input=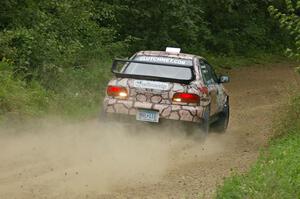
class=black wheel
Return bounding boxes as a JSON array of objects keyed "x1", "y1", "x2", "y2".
[
  {"x1": 183, "y1": 106, "x2": 210, "y2": 138},
  {"x1": 200, "y1": 106, "x2": 210, "y2": 134},
  {"x1": 212, "y1": 98, "x2": 229, "y2": 133}
]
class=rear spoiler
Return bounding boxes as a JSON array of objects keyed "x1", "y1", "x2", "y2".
[{"x1": 112, "y1": 59, "x2": 195, "y2": 84}]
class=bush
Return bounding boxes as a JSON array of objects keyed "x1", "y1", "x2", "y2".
[
  {"x1": 0, "y1": 59, "x2": 112, "y2": 121},
  {"x1": 0, "y1": 0, "x2": 128, "y2": 88},
  {"x1": 0, "y1": 61, "x2": 49, "y2": 120},
  {"x1": 48, "y1": 61, "x2": 112, "y2": 119},
  {"x1": 269, "y1": 0, "x2": 300, "y2": 72}
]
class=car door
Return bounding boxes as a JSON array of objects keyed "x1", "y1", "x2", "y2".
[{"x1": 199, "y1": 60, "x2": 220, "y2": 116}]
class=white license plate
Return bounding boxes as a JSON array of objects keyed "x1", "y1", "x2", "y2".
[{"x1": 136, "y1": 110, "x2": 159, "y2": 123}]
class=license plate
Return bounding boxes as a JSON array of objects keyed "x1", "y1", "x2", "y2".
[{"x1": 136, "y1": 109, "x2": 159, "y2": 123}]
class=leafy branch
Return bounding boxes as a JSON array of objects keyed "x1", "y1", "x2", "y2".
[{"x1": 269, "y1": 0, "x2": 300, "y2": 73}]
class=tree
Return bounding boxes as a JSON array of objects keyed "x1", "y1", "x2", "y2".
[
  {"x1": 93, "y1": 0, "x2": 210, "y2": 54},
  {"x1": 269, "y1": 0, "x2": 300, "y2": 73}
]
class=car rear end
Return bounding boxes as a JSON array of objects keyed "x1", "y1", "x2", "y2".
[{"x1": 102, "y1": 51, "x2": 209, "y2": 125}]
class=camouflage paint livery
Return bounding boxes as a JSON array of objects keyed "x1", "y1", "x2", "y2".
[{"x1": 103, "y1": 51, "x2": 228, "y2": 123}]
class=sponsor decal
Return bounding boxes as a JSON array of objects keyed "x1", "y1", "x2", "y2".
[
  {"x1": 135, "y1": 56, "x2": 192, "y2": 66},
  {"x1": 133, "y1": 80, "x2": 169, "y2": 90}
]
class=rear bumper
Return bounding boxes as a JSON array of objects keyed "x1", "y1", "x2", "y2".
[
  {"x1": 103, "y1": 98, "x2": 205, "y2": 123},
  {"x1": 102, "y1": 113, "x2": 204, "y2": 132}
]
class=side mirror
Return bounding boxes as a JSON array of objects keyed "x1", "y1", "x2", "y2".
[{"x1": 219, "y1": 75, "x2": 230, "y2": 83}]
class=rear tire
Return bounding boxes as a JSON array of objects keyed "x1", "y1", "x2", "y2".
[
  {"x1": 183, "y1": 106, "x2": 210, "y2": 138},
  {"x1": 200, "y1": 106, "x2": 210, "y2": 135},
  {"x1": 212, "y1": 99, "x2": 229, "y2": 133}
]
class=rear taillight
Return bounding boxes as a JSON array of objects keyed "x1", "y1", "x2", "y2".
[
  {"x1": 107, "y1": 86, "x2": 128, "y2": 98},
  {"x1": 173, "y1": 93, "x2": 200, "y2": 104}
]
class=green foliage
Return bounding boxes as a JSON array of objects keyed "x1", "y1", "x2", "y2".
[
  {"x1": 269, "y1": 0, "x2": 300, "y2": 72},
  {"x1": 0, "y1": 0, "x2": 291, "y2": 77},
  {"x1": 48, "y1": 62, "x2": 112, "y2": 119},
  {"x1": 201, "y1": 0, "x2": 286, "y2": 55},
  {"x1": 94, "y1": 0, "x2": 288, "y2": 55},
  {"x1": 0, "y1": 59, "x2": 112, "y2": 121},
  {"x1": 0, "y1": 61, "x2": 49, "y2": 120},
  {"x1": 205, "y1": 53, "x2": 284, "y2": 70},
  {"x1": 215, "y1": 95, "x2": 300, "y2": 199},
  {"x1": 0, "y1": 0, "x2": 128, "y2": 87},
  {"x1": 93, "y1": 0, "x2": 210, "y2": 53}
]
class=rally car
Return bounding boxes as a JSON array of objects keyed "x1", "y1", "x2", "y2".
[{"x1": 102, "y1": 48, "x2": 230, "y2": 133}]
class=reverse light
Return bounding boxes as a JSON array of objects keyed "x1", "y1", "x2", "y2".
[
  {"x1": 172, "y1": 93, "x2": 200, "y2": 104},
  {"x1": 107, "y1": 86, "x2": 128, "y2": 98}
]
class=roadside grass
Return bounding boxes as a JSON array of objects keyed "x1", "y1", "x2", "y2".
[
  {"x1": 47, "y1": 60, "x2": 112, "y2": 120},
  {"x1": 205, "y1": 53, "x2": 286, "y2": 69},
  {"x1": 215, "y1": 94, "x2": 300, "y2": 199},
  {"x1": 0, "y1": 61, "x2": 49, "y2": 121},
  {"x1": 0, "y1": 60, "x2": 112, "y2": 123}
]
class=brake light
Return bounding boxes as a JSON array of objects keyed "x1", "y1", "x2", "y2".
[
  {"x1": 173, "y1": 93, "x2": 200, "y2": 104},
  {"x1": 107, "y1": 86, "x2": 128, "y2": 98}
]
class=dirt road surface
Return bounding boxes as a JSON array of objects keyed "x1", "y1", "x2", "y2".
[{"x1": 0, "y1": 63, "x2": 299, "y2": 199}]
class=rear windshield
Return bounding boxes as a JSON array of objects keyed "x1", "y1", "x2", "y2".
[{"x1": 122, "y1": 56, "x2": 194, "y2": 80}]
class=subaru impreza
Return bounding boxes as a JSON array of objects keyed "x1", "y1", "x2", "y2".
[{"x1": 102, "y1": 48, "x2": 230, "y2": 133}]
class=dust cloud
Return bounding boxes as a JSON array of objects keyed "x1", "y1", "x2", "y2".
[{"x1": 0, "y1": 118, "x2": 226, "y2": 198}]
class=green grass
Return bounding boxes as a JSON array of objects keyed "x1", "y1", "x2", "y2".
[
  {"x1": 0, "y1": 61, "x2": 49, "y2": 121},
  {"x1": 215, "y1": 95, "x2": 300, "y2": 199},
  {"x1": 0, "y1": 60, "x2": 112, "y2": 123},
  {"x1": 46, "y1": 60, "x2": 112, "y2": 120},
  {"x1": 205, "y1": 53, "x2": 287, "y2": 69}
]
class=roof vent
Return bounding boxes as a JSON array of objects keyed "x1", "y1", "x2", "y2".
[{"x1": 166, "y1": 47, "x2": 181, "y2": 54}]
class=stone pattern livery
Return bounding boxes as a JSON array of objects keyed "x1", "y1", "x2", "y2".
[
  {"x1": 103, "y1": 51, "x2": 228, "y2": 123},
  {"x1": 104, "y1": 78, "x2": 208, "y2": 122}
]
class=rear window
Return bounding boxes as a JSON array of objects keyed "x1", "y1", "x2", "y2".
[{"x1": 123, "y1": 56, "x2": 194, "y2": 80}]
